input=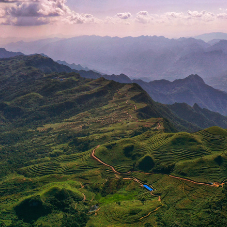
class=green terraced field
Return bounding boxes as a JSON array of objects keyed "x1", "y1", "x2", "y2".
[{"x1": 1, "y1": 56, "x2": 227, "y2": 226}]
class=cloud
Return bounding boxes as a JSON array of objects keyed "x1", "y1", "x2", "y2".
[
  {"x1": 64, "y1": 13, "x2": 96, "y2": 24},
  {"x1": 135, "y1": 10, "x2": 222, "y2": 25},
  {"x1": 7, "y1": 3, "x2": 41, "y2": 17},
  {"x1": 136, "y1": 11, "x2": 153, "y2": 24},
  {"x1": 0, "y1": 0, "x2": 39, "y2": 2},
  {"x1": 1, "y1": 2, "x2": 227, "y2": 27},
  {"x1": 116, "y1": 12, "x2": 131, "y2": 20},
  {"x1": 0, "y1": 7, "x2": 5, "y2": 17},
  {"x1": 217, "y1": 13, "x2": 227, "y2": 19},
  {"x1": 0, "y1": 0, "x2": 97, "y2": 26},
  {"x1": 187, "y1": 10, "x2": 215, "y2": 22},
  {"x1": 38, "y1": 0, "x2": 71, "y2": 17},
  {"x1": 165, "y1": 12, "x2": 185, "y2": 19},
  {"x1": 2, "y1": 15, "x2": 48, "y2": 25},
  {"x1": 6, "y1": 0, "x2": 71, "y2": 17}
]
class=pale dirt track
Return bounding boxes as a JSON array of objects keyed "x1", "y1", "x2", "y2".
[
  {"x1": 91, "y1": 144, "x2": 223, "y2": 188},
  {"x1": 169, "y1": 175, "x2": 223, "y2": 187},
  {"x1": 91, "y1": 145, "x2": 121, "y2": 175}
]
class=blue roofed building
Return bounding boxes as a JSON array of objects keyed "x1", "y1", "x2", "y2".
[{"x1": 143, "y1": 185, "x2": 153, "y2": 191}]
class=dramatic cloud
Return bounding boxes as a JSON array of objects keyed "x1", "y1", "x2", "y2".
[
  {"x1": 0, "y1": 0, "x2": 97, "y2": 26},
  {"x1": 38, "y1": 0, "x2": 71, "y2": 17},
  {"x1": 7, "y1": 3, "x2": 41, "y2": 17}
]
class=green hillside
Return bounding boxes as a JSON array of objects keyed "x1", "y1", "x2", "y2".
[{"x1": 0, "y1": 55, "x2": 227, "y2": 226}]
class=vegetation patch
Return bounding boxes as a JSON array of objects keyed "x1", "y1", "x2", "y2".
[
  {"x1": 14, "y1": 195, "x2": 51, "y2": 223},
  {"x1": 137, "y1": 155, "x2": 155, "y2": 172}
]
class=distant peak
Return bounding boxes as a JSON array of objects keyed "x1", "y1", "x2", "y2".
[
  {"x1": 185, "y1": 74, "x2": 205, "y2": 84},
  {"x1": 193, "y1": 103, "x2": 201, "y2": 109}
]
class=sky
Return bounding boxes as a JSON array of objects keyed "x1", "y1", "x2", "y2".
[{"x1": 0, "y1": 0, "x2": 227, "y2": 41}]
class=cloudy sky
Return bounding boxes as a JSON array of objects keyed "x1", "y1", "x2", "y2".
[{"x1": 0, "y1": 0, "x2": 227, "y2": 40}]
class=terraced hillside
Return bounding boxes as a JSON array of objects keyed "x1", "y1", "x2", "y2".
[
  {"x1": 95, "y1": 126, "x2": 227, "y2": 183},
  {"x1": 2, "y1": 124, "x2": 227, "y2": 226},
  {"x1": 1, "y1": 55, "x2": 227, "y2": 226}
]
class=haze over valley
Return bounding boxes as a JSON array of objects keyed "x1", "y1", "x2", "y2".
[{"x1": 4, "y1": 34, "x2": 227, "y2": 84}]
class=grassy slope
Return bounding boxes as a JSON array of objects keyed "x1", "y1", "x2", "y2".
[
  {"x1": 0, "y1": 55, "x2": 227, "y2": 226},
  {"x1": 0, "y1": 67, "x2": 168, "y2": 226}
]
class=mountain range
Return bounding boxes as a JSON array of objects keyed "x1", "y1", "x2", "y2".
[
  {"x1": 1, "y1": 47, "x2": 227, "y2": 119},
  {"x1": 4, "y1": 35, "x2": 227, "y2": 85},
  {"x1": 1, "y1": 54, "x2": 227, "y2": 132},
  {"x1": 68, "y1": 69, "x2": 227, "y2": 116},
  {"x1": 137, "y1": 74, "x2": 227, "y2": 116}
]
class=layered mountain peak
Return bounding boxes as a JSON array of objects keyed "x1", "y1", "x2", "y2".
[
  {"x1": 207, "y1": 39, "x2": 227, "y2": 54},
  {"x1": 184, "y1": 74, "x2": 205, "y2": 84}
]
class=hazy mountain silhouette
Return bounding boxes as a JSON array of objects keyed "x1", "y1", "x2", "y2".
[
  {"x1": 194, "y1": 32, "x2": 227, "y2": 42},
  {"x1": 57, "y1": 60, "x2": 90, "y2": 71},
  {"x1": 7, "y1": 35, "x2": 221, "y2": 81},
  {"x1": 0, "y1": 48, "x2": 24, "y2": 58}
]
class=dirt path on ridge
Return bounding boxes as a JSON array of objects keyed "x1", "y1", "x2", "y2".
[{"x1": 169, "y1": 175, "x2": 223, "y2": 187}]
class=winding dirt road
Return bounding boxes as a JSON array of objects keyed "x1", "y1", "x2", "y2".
[
  {"x1": 91, "y1": 145, "x2": 121, "y2": 175},
  {"x1": 91, "y1": 146, "x2": 145, "y2": 187},
  {"x1": 91, "y1": 144, "x2": 223, "y2": 188}
]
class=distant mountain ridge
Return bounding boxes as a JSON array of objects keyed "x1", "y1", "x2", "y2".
[
  {"x1": 23, "y1": 55, "x2": 227, "y2": 118},
  {"x1": 145, "y1": 74, "x2": 227, "y2": 116},
  {"x1": 73, "y1": 69, "x2": 227, "y2": 116},
  {"x1": 168, "y1": 103, "x2": 227, "y2": 129},
  {"x1": 0, "y1": 48, "x2": 24, "y2": 58},
  {"x1": 5, "y1": 35, "x2": 223, "y2": 81},
  {"x1": 57, "y1": 60, "x2": 90, "y2": 71},
  {"x1": 194, "y1": 32, "x2": 227, "y2": 42}
]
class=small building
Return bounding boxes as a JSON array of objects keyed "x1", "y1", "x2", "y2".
[{"x1": 143, "y1": 185, "x2": 153, "y2": 191}]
